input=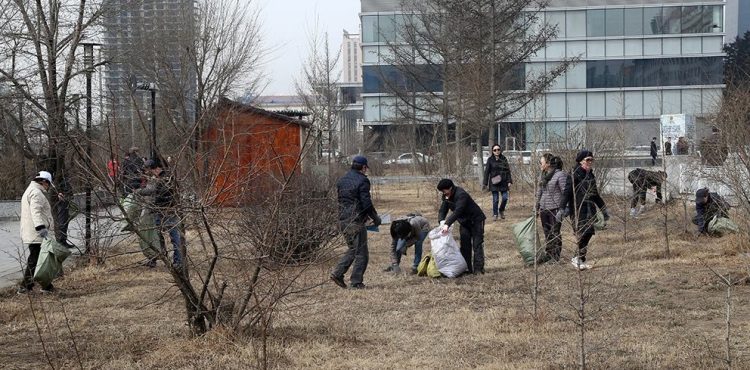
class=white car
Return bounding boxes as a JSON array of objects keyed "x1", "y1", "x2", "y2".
[
  {"x1": 471, "y1": 151, "x2": 491, "y2": 166},
  {"x1": 504, "y1": 150, "x2": 532, "y2": 165},
  {"x1": 384, "y1": 152, "x2": 431, "y2": 165}
]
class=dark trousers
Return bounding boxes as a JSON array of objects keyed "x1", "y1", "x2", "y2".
[
  {"x1": 577, "y1": 232, "x2": 594, "y2": 262},
  {"x1": 332, "y1": 223, "x2": 368, "y2": 285},
  {"x1": 540, "y1": 209, "x2": 562, "y2": 260},
  {"x1": 54, "y1": 200, "x2": 71, "y2": 243},
  {"x1": 491, "y1": 191, "x2": 509, "y2": 216},
  {"x1": 22, "y1": 243, "x2": 42, "y2": 289},
  {"x1": 651, "y1": 155, "x2": 656, "y2": 166},
  {"x1": 459, "y1": 220, "x2": 485, "y2": 273},
  {"x1": 631, "y1": 185, "x2": 663, "y2": 208}
]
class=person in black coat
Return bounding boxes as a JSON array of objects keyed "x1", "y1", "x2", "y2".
[
  {"x1": 330, "y1": 156, "x2": 381, "y2": 289},
  {"x1": 122, "y1": 147, "x2": 145, "y2": 195},
  {"x1": 482, "y1": 144, "x2": 513, "y2": 220},
  {"x1": 628, "y1": 168, "x2": 667, "y2": 217},
  {"x1": 693, "y1": 188, "x2": 730, "y2": 235},
  {"x1": 437, "y1": 179, "x2": 486, "y2": 274},
  {"x1": 650, "y1": 137, "x2": 658, "y2": 166},
  {"x1": 559, "y1": 150, "x2": 608, "y2": 270}
]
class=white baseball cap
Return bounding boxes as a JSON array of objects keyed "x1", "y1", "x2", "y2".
[{"x1": 34, "y1": 171, "x2": 53, "y2": 185}]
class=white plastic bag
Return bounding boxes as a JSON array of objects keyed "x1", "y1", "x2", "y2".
[{"x1": 427, "y1": 226, "x2": 467, "y2": 278}]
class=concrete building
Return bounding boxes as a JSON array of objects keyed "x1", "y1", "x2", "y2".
[
  {"x1": 360, "y1": 0, "x2": 743, "y2": 150},
  {"x1": 341, "y1": 30, "x2": 363, "y2": 84},
  {"x1": 102, "y1": 0, "x2": 196, "y2": 148}
]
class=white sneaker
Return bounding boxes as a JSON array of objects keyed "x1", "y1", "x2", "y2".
[
  {"x1": 571, "y1": 257, "x2": 591, "y2": 270},
  {"x1": 629, "y1": 208, "x2": 637, "y2": 218}
]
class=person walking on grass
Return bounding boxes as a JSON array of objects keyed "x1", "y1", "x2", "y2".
[
  {"x1": 18, "y1": 171, "x2": 56, "y2": 294},
  {"x1": 383, "y1": 214, "x2": 430, "y2": 275},
  {"x1": 559, "y1": 150, "x2": 609, "y2": 271},
  {"x1": 482, "y1": 144, "x2": 512, "y2": 220},
  {"x1": 628, "y1": 168, "x2": 667, "y2": 218},
  {"x1": 650, "y1": 137, "x2": 658, "y2": 166},
  {"x1": 535, "y1": 154, "x2": 567, "y2": 263},
  {"x1": 331, "y1": 156, "x2": 381, "y2": 290},
  {"x1": 437, "y1": 179, "x2": 486, "y2": 274}
]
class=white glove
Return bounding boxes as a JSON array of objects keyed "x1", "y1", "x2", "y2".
[{"x1": 440, "y1": 223, "x2": 449, "y2": 234}]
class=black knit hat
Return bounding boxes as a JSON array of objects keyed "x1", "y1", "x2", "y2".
[
  {"x1": 575, "y1": 149, "x2": 594, "y2": 164},
  {"x1": 436, "y1": 178, "x2": 454, "y2": 191}
]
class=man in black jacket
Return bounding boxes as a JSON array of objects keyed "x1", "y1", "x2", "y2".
[
  {"x1": 628, "y1": 168, "x2": 667, "y2": 218},
  {"x1": 136, "y1": 159, "x2": 183, "y2": 268},
  {"x1": 122, "y1": 147, "x2": 144, "y2": 195},
  {"x1": 330, "y1": 156, "x2": 381, "y2": 289},
  {"x1": 694, "y1": 188, "x2": 730, "y2": 235},
  {"x1": 437, "y1": 179, "x2": 486, "y2": 274}
]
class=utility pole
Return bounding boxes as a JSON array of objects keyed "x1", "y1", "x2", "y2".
[{"x1": 81, "y1": 42, "x2": 98, "y2": 262}]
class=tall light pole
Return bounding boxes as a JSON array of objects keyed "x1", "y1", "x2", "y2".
[
  {"x1": 81, "y1": 42, "x2": 98, "y2": 259},
  {"x1": 137, "y1": 83, "x2": 157, "y2": 159}
]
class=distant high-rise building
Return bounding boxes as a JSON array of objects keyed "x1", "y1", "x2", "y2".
[
  {"x1": 341, "y1": 30, "x2": 363, "y2": 84},
  {"x1": 103, "y1": 0, "x2": 196, "y2": 148}
]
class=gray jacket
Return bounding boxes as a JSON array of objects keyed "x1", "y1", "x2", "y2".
[{"x1": 536, "y1": 169, "x2": 567, "y2": 211}]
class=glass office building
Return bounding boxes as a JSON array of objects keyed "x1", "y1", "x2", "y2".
[{"x1": 361, "y1": 0, "x2": 741, "y2": 149}]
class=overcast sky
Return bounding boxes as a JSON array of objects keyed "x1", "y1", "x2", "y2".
[{"x1": 258, "y1": 0, "x2": 360, "y2": 96}]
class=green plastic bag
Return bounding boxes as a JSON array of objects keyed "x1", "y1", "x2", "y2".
[
  {"x1": 416, "y1": 253, "x2": 441, "y2": 278},
  {"x1": 121, "y1": 193, "x2": 142, "y2": 223},
  {"x1": 137, "y1": 212, "x2": 162, "y2": 259},
  {"x1": 708, "y1": 217, "x2": 739, "y2": 236},
  {"x1": 512, "y1": 216, "x2": 546, "y2": 266},
  {"x1": 594, "y1": 210, "x2": 607, "y2": 231},
  {"x1": 33, "y1": 238, "x2": 72, "y2": 287}
]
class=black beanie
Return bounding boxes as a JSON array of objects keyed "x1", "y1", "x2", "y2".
[
  {"x1": 436, "y1": 178, "x2": 454, "y2": 191},
  {"x1": 575, "y1": 150, "x2": 594, "y2": 163}
]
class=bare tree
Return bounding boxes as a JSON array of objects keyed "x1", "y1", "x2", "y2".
[
  {"x1": 375, "y1": 0, "x2": 573, "y2": 177},
  {"x1": 295, "y1": 21, "x2": 344, "y2": 175}
]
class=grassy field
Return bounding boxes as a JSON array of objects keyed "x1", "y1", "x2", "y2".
[{"x1": 1, "y1": 180, "x2": 749, "y2": 369}]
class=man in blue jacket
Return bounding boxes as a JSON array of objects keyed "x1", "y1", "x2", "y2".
[
  {"x1": 331, "y1": 156, "x2": 381, "y2": 289},
  {"x1": 437, "y1": 179, "x2": 486, "y2": 274}
]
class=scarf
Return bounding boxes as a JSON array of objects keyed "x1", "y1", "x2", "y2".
[{"x1": 539, "y1": 168, "x2": 557, "y2": 188}]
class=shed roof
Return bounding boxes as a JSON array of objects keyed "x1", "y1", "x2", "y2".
[{"x1": 215, "y1": 98, "x2": 311, "y2": 128}]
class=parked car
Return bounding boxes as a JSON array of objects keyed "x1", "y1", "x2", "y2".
[{"x1": 384, "y1": 152, "x2": 431, "y2": 165}]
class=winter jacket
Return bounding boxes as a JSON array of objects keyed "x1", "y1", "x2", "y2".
[
  {"x1": 483, "y1": 154, "x2": 513, "y2": 192},
  {"x1": 391, "y1": 215, "x2": 430, "y2": 249},
  {"x1": 694, "y1": 192, "x2": 730, "y2": 234},
  {"x1": 337, "y1": 169, "x2": 378, "y2": 226},
  {"x1": 136, "y1": 169, "x2": 178, "y2": 210},
  {"x1": 438, "y1": 186, "x2": 486, "y2": 227},
  {"x1": 536, "y1": 169, "x2": 567, "y2": 211},
  {"x1": 122, "y1": 154, "x2": 144, "y2": 193},
  {"x1": 628, "y1": 168, "x2": 665, "y2": 195},
  {"x1": 20, "y1": 182, "x2": 55, "y2": 245},
  {"x1": 561, "y1": 166, "x2": 606, "y2": 235}
]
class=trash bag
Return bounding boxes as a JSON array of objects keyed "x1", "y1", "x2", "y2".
[
  {"x1": 512, "y1": 216, "x2": 545, "y2": 266},
  {"x1": 416, "y1": 253, "x2": 441, "y2": 278},
  {"x1": 33, "y1": 238, "x2": 72, "y2": 287},
  {"x1": 708, "y1": 217, "x2": 739, "y2": 236},
  {"x1": 137, "y1": 211, "x2": 162, "y2": 259},
  {"x1": 121, "y1": 193, "x2": 142, "y2": 223},
  {"x1": 594, "y1": 210, "x2": 607, "y2": 231},
  {"x1": 427, "y1": 226, "x2": 467, "y2": 278}
]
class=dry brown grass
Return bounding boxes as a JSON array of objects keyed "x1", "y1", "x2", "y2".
[{"x1": 1, "y1": 181, "x2": 749, "y2": 369}]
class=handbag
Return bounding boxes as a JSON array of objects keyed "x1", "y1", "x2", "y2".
[{"x1": 490, "y1": 175, "x2": 502, "y2": 185}]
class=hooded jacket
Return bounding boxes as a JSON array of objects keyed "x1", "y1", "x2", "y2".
[{"x1": 20, "y1": 181, "x2": 55, "y2": 245}]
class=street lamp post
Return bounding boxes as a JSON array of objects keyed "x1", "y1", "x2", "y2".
[
  {"x1": 137, "y1": 83, "x2": 157, "y2": 159},
  {"x1": 81, "y1": 42, "x2": 98, "y2": 259}
]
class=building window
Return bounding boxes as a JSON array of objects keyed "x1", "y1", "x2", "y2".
[
  {"x1": 362, "y1": 15, "x2": 379, "y2": 42},
  {"x1": 586, "y1": 9, "x2": 605, "y2": 37},
  {"x1": 624, "y1": 8, "x2": 643, "y2": 36},
  {"x1": 605, "y1": 8, "x2": 623, "y2": 36},
  {"x1": 586, "y1": 57, "x2": 723, "y2": 88},
  {"x1": 663, "y1": 7, "x2": 681, "y2": 34},
  {"x1": 643, "y1": 7, "x2": 663, "y2": 35}
]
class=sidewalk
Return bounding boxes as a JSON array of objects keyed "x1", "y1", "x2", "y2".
[{"x1": 0, "y1": 206, "x2": 128, "y2": 289}]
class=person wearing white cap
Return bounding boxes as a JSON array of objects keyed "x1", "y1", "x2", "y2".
[{"x1": 18, "y1": 171, "x2": 56, "y2": 293}]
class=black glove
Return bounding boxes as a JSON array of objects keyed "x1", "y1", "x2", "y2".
[
  {"x1": 372, "y1": 214, "x2": 382, "y2": 227},
  {"x1": 602, "y1": 208, "x2": 610, "y2": 221}
]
